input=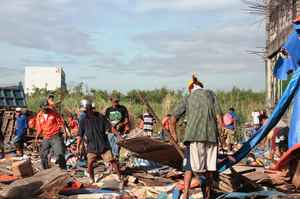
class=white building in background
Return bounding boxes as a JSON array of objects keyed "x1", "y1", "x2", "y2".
[{"x1": 25, "y1": 66, "x2": 67, "y2": 94}]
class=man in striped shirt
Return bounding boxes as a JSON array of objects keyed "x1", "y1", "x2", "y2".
[{"x1": 143, "y1": 110, "x2": 156, "y2": 136}]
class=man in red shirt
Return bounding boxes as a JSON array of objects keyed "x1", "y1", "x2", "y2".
[
  {"x1": 35, "y1": 100, "x2": 66, "y2": 169},
  {"x1": 66, "y1": 113, "x2": 79, "y2": 137}
]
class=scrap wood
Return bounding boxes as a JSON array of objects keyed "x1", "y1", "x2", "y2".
[
  {"x1": 164, "y1": 170, "x2": 183, "y2": 179},
  {"x1": 118, "y1": 136, "x2": 182, "y2": 169},
  {"x1": 243, "y1": 171, "x2": 270, "y2": 182},
  {"x1": 230, "y1": 168, "x2": 260, "y2": 191},
  {"x1": 0, "y1": 168, "x2": 13, "y2": 176},
  {"x1": 0, "y1": 167, "x2": 69, "y2": 199},
  {"x1": 215, "y1": 174, "x2": 236, "y2": 193},
  {"x1": 215, "y1": 168, "x2": 261, "y2": 193},
  {"x1": 275, "y1": 184, "x2": 296, "y2": 193}
]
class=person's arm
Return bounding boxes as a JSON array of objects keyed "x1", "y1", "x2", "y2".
[
  {"x1": 233, "y1": 119, "x2": 237, "y2": 130},
  {"x1": 117, "y1": 106, "x2": 129, "y2": 132},
  {"x1": 122, "y1": 107, "x2": 129, "y2": 126},
  {"x1": 170, "y1": 116, "x2": 178, "y2": 143},
  {"x1": 35, "y1": 114, "x2": 42, "y2": 143},
  {"x1": 170, "y1": 98, "x2": 187, "y2": 143},
  {"x1": 77, "y1": 119, "x2": 85, "y2": 154}
]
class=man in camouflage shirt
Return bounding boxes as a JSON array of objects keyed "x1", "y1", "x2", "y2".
[{"x1": 170, "y1": 75, "x2": 223, "y2": 199}]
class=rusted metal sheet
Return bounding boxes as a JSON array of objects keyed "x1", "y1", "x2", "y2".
[{"x1": 118, "y1": 136, "x2": 183, "y2": 169}]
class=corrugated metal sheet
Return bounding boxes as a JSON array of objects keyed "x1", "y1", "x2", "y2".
[{"x1": 118, "y1": 136, "x2": 183, "y2": 169}]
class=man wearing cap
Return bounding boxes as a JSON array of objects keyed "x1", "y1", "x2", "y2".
[
  {"x1": 170, "y1": 75, "x2": 223, "y2": 199},
  {"x1": 105, "y1": 95, "x2": 129, "y2": 159},
  {"x1": 77, "y1": 99, "x2": 121, "y2": 183},
  {"x1": 35, "y1": 100, "x2": 66, "y2": 169},
  {"x1": 14, "y1": 108, "x2": 27, "y2": 157},
  {"x1": 47, "y1": 94, "x2": 56, "y2": 110}
]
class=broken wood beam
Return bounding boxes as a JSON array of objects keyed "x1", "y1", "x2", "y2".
[{"x1": 0, "y1": 167, "x2": 69, "y2": 199}]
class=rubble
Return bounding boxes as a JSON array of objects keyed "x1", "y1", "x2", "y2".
[
  {"x1": 0, "y1": 167, "x2": 69, "y2": 199},
  {"x1": 11, "y1": 159, "x2": 34, "y2": 178},
  {"x1": 118, "y1": 136, "x2": 183, "y2": 169}
]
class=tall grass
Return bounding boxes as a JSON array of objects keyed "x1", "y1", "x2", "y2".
[{"x1": 26, "y1": 87, "x2": 266, "y2": 128}]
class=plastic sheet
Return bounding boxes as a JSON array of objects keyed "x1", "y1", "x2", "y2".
[
  {"x1": 289, "y1": 90, "x2": 300, "y2": 148},
  {"x1": 218, "y1": 68, "x2": 300, "y2": 172}
]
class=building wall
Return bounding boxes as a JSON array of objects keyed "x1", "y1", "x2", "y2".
[
  {"x1": 266, "y1": 0, "x2": 300, "y2": 108},
  {"x1": 25, "y1": 67, "x2": 66, "y2": 94}
]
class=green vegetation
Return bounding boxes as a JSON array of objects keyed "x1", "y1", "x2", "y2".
[{"x1": 26, "y1": 85, "x2": 266, "y2": 127}]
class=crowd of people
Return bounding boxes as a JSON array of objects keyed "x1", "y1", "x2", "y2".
[{"x1": 0, "y1": 74, "x2": 290, "y2": 199}]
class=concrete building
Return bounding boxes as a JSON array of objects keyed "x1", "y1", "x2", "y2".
[
  {"x1": 25, "y1": 67, "x2": 67, "y2": 94},
  {"x1": 266, "y1": 0, "x2": 300, "y2": 107}
]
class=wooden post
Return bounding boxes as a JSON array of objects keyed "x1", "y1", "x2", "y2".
[{"x1": 137, "y1": 91, "x2": 184, "y2": 158}]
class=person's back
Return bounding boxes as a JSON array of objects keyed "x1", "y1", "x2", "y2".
[
  {"x1": 183, "y1": 89, "x2": 221, "y2": 144},
  {"x1": 79, "y1": 112, "x2": 110, "y2": 154},
  {"x1": 171, "y1": 74, "x2": 223, "y2": 199}
]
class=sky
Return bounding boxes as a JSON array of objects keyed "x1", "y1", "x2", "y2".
[{"x1": 0, "y1": 0, "x2": 266, "y2": 93}]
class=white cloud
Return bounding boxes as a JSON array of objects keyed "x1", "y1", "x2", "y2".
[
  {"x1": 0, "y1": 1, "x2": 97, "y2": 56},
  {"x1": 129, "y1": 22, "x2": 265, "y2": 75},
  {"x1": 135, "y1": 0, "x2": 238, "y2": 11}
]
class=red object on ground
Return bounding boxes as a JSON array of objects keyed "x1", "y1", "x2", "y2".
[
  {"x1": 61, "y1": 180, "x2": 83, "y2": 192},
  {"x1": 0, "y1": 175, "x2": 18, "y2": 184},
  {"x1": 272, "y1": 143, "x2": 300, "y2": 170}
]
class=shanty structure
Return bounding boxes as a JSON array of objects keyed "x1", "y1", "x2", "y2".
[
  {"x1": 265, "y1": 0, "x2": 300, "y2": 107},
  {"x1": 0, "y1": 82, "x2": 26, "y2": 109},
  {"x1": 0, "y1": 83, "x2": 27, "y2": 143}
]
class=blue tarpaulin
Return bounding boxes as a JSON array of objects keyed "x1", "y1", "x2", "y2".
[
  {"x1": 218, "y1": 68, "x2": 300, "y2": 172},
  {"x1": 218, "y1": 22, "x2": 300, "y2": 172},
  {"x1": 289, "y1": 90, "x2": 300, "y2": 148}
]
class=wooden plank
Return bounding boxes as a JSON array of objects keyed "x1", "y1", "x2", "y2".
[{"x1": 0, "y1": 167, "x2": 69, "y2": 199}]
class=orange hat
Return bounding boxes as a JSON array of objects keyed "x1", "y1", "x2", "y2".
[
  {"x1": 188, "y1": 73, "x2": 203, "y2": 90},
  {"x1": 187, "y1": 79, "x2": 194, "y2": 88}
]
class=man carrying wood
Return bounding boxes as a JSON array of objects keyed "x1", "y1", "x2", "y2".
[
  {"x1": 35, "y1": 100, "x2": 66, "y2": 169},
  {"x1": 170, "y1": 74, "x2": 223, "y2": 199}
]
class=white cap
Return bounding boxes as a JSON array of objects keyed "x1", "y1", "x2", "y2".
[{"x1": 16, "y1": 107, "x2": 22, "y2": 112}]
